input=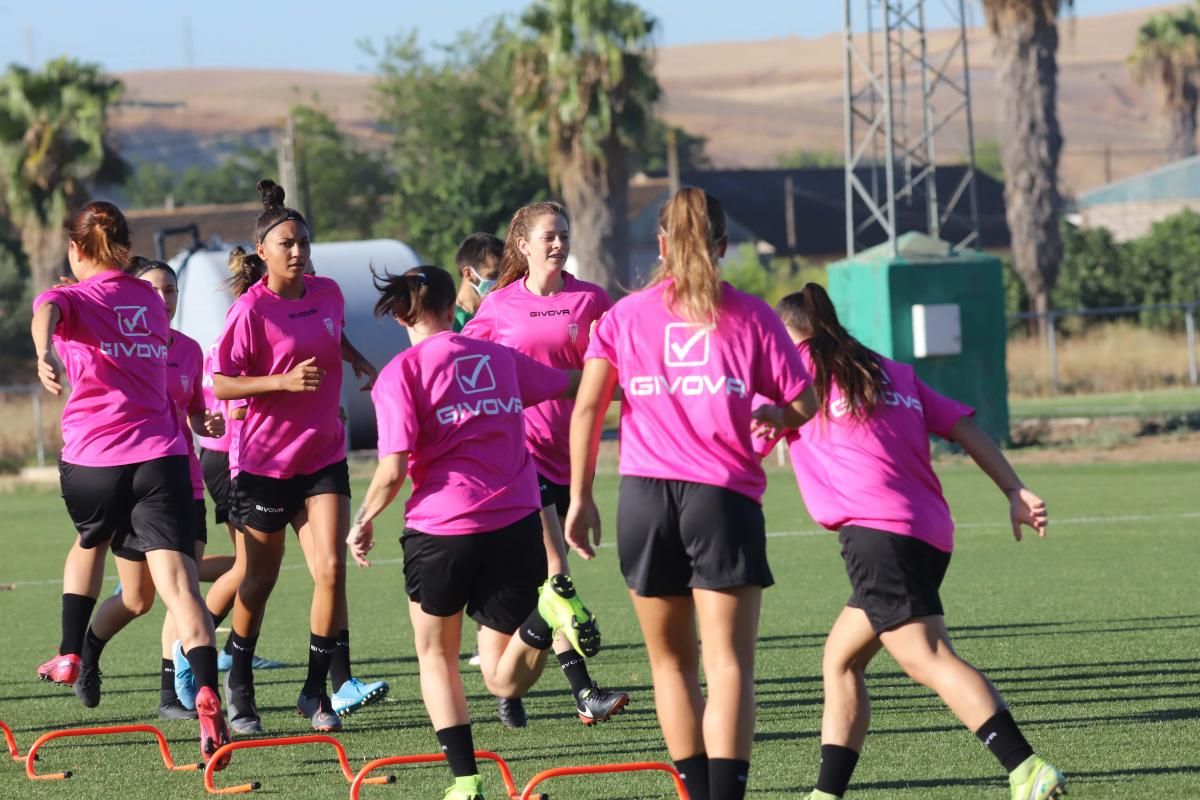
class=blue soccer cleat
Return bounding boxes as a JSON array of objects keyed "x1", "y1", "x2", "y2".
[
  {"x1": 172, "y1": 639, "x2": 197, "y2": 711},
  {"x1": 331, "y1": 677, "x2": 390, "y2": 717}
]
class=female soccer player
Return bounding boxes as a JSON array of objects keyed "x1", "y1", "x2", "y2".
[
  {"x1": 453, "y1": 233, "x2": 502, "y2": 332},
  {"x1": 463, "y1": 202, "x2": 628, "y2": 727},
  {"x1": 349, "y1": 265, "x2": 583, "y2": 800},
  {"x1": 31, "y1": 201, "x2": 230, "y2": 767},
  {"x1": 213, "y1": 180, "x2": 385, "y2": 733},
  {"x1": 751, "y1": 285, "x2": 1065, "y2": 800},
  {"x1": 566, "y1": 187, "x2": 818, "y2": 800}
]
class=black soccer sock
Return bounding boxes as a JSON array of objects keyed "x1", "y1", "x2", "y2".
[
  {"x1": 221, "y1": 629, "x2": 234, "y2": 656},
  {"x1": 435, "y1": 724, "x2": 478, "y2": 778},
  {"x1": 209, "y1": 608, "x2": 226, "y2": 629},
  {"x1": 975, "y1": 709, "x2": 1035, "y2": 773},
  {"x1": 185, "y1": 645, "x2": 219, "y2": 692},
  {"x1": 60, "y1": 593, "x2": 97, "y2": 656},
  {"x1": 160, "y1": 658, "x2": 178, "y2": 706},
  {"x1": 709, "y1": 758, "x2": 750, "y2": 800},
  {"x1": 557, "y1": 650, "x2": 593, "y2": 698},
  {"x1": 303, "y1": 633, "x2": 337, "y2": 696},
  {"x1": 816, "y1": 744, "x2": 860, "y2": 797},
  {"x1": 330, "y1": 629, "x2": 352, "y2": 689},
  {"x1": 674, "y1": 754, "x2": 710, "y2": 800},
  {"x1": 228, "y1": 632, "x2": 257, "y2": 687},
  {"x1": 80, "y1": 627, "x2": 108, "y2": 667},
  {"x1": 518, "y1": 608, "x2": 553, "y2": 650}
]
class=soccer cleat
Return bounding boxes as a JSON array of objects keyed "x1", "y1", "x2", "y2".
[
  {"x1": 331, "y1": 677, "x2": 390, "y2": 717},
  {"x1": 196, "y1": 686, "x2": 232, "y2": 771},
  {"x1": 468, "y1": 651, "x2": 482, "y2": 667},
  {"x1": 217, "y1": 649, "x2": 286, "y2": 672},
  {"x1": 576, "y1": 682, "x2": 630, "y2": 725},
  {"x1": 73, "y1": 662, "x2": 102, "y2": 708},
  {"x1": 172, "y1": 639, "x2": 197, "y2": 711},
  {"x1": 158, "y1": 698, "x2": 199, "y2": 721},
  {"x1": 1010, "y1": 756, "x2": 1066, "y2": 800},
  {"x1": 443, "y1": 774, "x2": 485, "y2": 800},
  {"x1": 37, "y1": 653, "x2": 81, "y2": 686},
  {"x1": 537, "y1": 574, "x2": 601, "y2": 658},
  {"x1": 296, "y1": 690, "x2": 342, "y2": 732},
  {"x1": 497, "y1": 697, "x2": 528, "y2": 729},
  {"x1": 805, "y1": 792, "x2": 842, "y2": 800},
  {"x1": 224, "y1": 672, "x2": 263, "y2": 735}
]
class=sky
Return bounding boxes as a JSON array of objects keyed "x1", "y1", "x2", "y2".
[{"x1": 0, "y1": 0, "x2": 1176, "y2": 74}]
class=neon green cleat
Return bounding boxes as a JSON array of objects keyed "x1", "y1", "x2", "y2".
[
  {"x1": 443, "y1": 774, "x2": 484, "y2": 800},
  {"x1": 538, "y1": 574, "x2": 601, "y2": 657},
  {"x1": 1010, "y1": 756, "x2": 1066, "y2": 800},
  {"x1": 805, "y1": 791, "x2": 841, "y2": 800}
]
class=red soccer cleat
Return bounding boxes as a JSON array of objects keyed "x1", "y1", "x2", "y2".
[
  {"x1": 195, "y1": 686, "x2": 232, "y2": 771},
  {"x1": 37, "y1": 653, "x2": 81, "y2": 686}
]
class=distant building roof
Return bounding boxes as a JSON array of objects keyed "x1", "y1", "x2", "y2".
[
  {"x1": 124, "y1": 202, "x2": 259, "y2": 261},
  {"x1": 1076, "y1": 154, "x2": 1200, "y2": 207},
  {"x1": 638, "y1": 166, "x2": 1009, "y2": 257}
]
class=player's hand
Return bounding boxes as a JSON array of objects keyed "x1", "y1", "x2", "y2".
[
  {"x1": 281, "y1": 357, "x2": 323, "y2": 392},
  {"x1": 750, "y1": 404, "x2": 785, "y2": 439},
  {"x1": 231, "y1": 405, "x2": 247, "y2": 421},
  {"x1": 202, "y1": 410, "x2": 225, "y2": 438},
  {"x1": 36, "y1": 354, "x2": 61, "y2": 395},
  {"x1": 53, "y1": 276, "x2": 78, "y2": 288},
  {"x1": 1009, "y1": 488, "x2": 1047, "y2": 541},
  {"x1": 347, "y1": 520, "x2": 375, "y2": 567},
  {"x1": 352, "y1": 355, "x2": 378, "y2": 391},
  {"x1": 564, "y1": 497, "x2": 601, "y2": 560}
]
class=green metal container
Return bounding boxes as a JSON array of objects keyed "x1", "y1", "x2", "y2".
[{"x1": 827, "y1": 233, "x2": 1010, "y2": 443}]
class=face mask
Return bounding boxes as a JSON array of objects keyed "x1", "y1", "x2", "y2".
[{"x1": 468, "y1": 267, "x2": 496, "y2": 298}]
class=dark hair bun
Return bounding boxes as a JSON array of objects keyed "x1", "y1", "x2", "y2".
[{"x1": 256, "y1": 179, "x2": 286, "y2": 210}]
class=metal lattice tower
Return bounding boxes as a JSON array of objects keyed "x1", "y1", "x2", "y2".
[{"x1": 843, "y1": 0, "x2": 981, "y2": 256}]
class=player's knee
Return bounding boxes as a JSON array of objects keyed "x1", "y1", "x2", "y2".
[
  {"x1": 123, "y1": 589, "x2": 155, "y2": 617},
  {"x1": 309, "y1": 553, "x2": 344, "y2": 590}
]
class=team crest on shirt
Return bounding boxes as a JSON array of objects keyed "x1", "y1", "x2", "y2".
[
  {"x1": 323, "y1": 318, "x2": 336, "y2": 338},
  {"x1": 567, "y1": 322, "x2": 579, "y2": 343},
  {"x1": 179, "y1": 375, "x2": 190, "y2": 392}
]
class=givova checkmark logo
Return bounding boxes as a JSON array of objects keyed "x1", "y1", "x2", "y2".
[
  {"x1": 454, "y1": 354, "x2": 496, "y2": 394},
  {"x1": 664, "y1": 323, "x2": 711, "y2": 367},
  {"x1": 115, "y1": 306, "x2": 151, "y2": 337}
]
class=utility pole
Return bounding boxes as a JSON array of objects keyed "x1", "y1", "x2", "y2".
[
  {"x1": 666, "y1": 127, "x2": 681, "y2": 195},
  {"x1": 278, "y1": 114, "x2": 301, "y2": 215}
]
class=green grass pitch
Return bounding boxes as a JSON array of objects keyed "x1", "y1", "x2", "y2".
[{"x1": 1, "y1": 460, "x2": 1198, "y2": 798}]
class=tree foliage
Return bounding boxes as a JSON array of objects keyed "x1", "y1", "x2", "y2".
[{"x1": 1128, "y1": 7, "x2": 1200, "y2": 162}]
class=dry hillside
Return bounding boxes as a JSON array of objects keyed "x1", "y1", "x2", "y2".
[{"x1": 113, "y1": 4, "x2": 1178, "y2": 195}]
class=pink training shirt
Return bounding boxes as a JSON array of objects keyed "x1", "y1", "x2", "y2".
[
  {"x1": 373, "y1": 331, "x2": 569, "y2": 535},
  {"x1": 34, "y1": 270, "x2": 188, "y2": 467},
  {"x1": 165, "y1": 331, "x2": 206, "y2": 499},
  {"x1": 586, "y1": 280, "x2": 811, "y2": 503},
  {"x1": 215, "y1": 274, "x2": 346, "y2": 479},
  {"x1": 760, "y1": 347, "x2": 974, "y2": 553},
  {"x1": 200, "y1": 344, "x2": 230, "y2": 454},
  {"x1": 463, "y1": 272, "x2": 612, "y2": 485}
]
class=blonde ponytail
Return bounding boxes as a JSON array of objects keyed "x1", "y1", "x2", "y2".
[{"x1": 650, "y1": 187, "x2": 727, "y2": 322}]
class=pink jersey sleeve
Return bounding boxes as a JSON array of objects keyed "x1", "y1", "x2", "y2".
[
  {"x1": 186, "y1": 340, "x2": 206, "y2": 417},
  {"x1": 461, "y1": 299, "x2": 498, "y2": 341},
  {"x1": 584, "y1": 310, "x2": 618, "y2": 363},
  {"x1": 373, "y1": 362, "x2": 419, "y2": 458},
  {"x1": 753, "y1": 310, "x2": 811, "y2": 404},
  {"x1": 916, "y1": 378, "x2": 975, "y2": 438},
  {"x1": 511, "y1": 349, "x2": 570, "y2": 407},
  {"x1": 215, "y1": 300, "x2": 257, "y2": 377},
  {"x1": 33, "y1": 287, "x2": 79, "y2": 340}
]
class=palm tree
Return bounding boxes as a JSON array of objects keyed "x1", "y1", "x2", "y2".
[
  {"x1": 981, "y1": 0, "x2": 1073, "y2": 332},
  {"x1": 1128, "y1": 8, "x2": 1200, "y2": 164},
  {"x1": 510, "y1": 0, "x2": 661, "y2": 294},
  {"x1": 0, "y1": 59, "x2": 129, "y2": 294}
]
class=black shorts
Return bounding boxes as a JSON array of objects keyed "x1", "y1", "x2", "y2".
[
  {"x1": 402, "y1": 512, "x2": 546, "y2": 634},
  {"x1": 617, "y1": 476, "x2": 773, "y2": 597},
  {"x1": 200, "y1": 448, "x2": 232, "y2": 525},
  {"x1": 59, "y1": 455, "x2": 196, "y2": 561},
  {"x1": 839, "y1": 525, "x2": 952, "y2": 634},
  {"x1": 232, "y1": 459, "x2": 351, "y2": 533},
  {"x1": 193, "y1": 499, "x2": 208, "y2": 544},
  {"x1": 537, "y1": 474, "x2": 570, "y2": 518}
]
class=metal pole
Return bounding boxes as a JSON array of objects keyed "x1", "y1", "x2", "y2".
[
  {"x1": 1186, "y1": 306, "x2": 1198, "y2": 386},
  {"x1": 32, "y1": 390, "x2": 45, "y2": 468},
  {"x1": 881, "y1": 1, "x2": 899, "y2": 258},
  {"x1": 1047, "y1": 312, "x2": 1060, "y2": 394},
  {"x1": 843, "y1": 0, "x2": 856, "y2": 255},
  {"x1": 956, "y1": 0, "x2": 981, "y2": 248}
]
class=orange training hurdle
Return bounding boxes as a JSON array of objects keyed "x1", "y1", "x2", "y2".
[
  {"x1": 518, "y1": 761, "x2": 690, "y2": 800},
  {"x1": 1, "y1": 720, "x2": 26, "y2": 762},
  {"x1": 204, "y1": 734, "x2": 394, "y2": 794},
  {"x1": 348, "y1": 750, "x2": 536, "y2": 800},
  {"x1": 24, "y1": 724, "x2": 201, "y2": 780}
]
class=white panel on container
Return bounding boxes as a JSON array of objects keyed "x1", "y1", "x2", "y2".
[{"x1": 912, "y1": 303, "x2": 961, "y2": 357}]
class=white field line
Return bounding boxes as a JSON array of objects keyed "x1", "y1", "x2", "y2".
[{"x1": 4, "y1": 511, "x2": 1198, "y2": 589}]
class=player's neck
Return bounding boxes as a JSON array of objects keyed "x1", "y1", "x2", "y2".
[
  {"x1": 524, "y1": 268, "x2": 564, "y2": 297},
  {"x1": 407, "y1": 319, "x2": 452, "y2": 346},
  {"x1": 456, "y1": 285, "x2": 481, "y2": 315}
]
